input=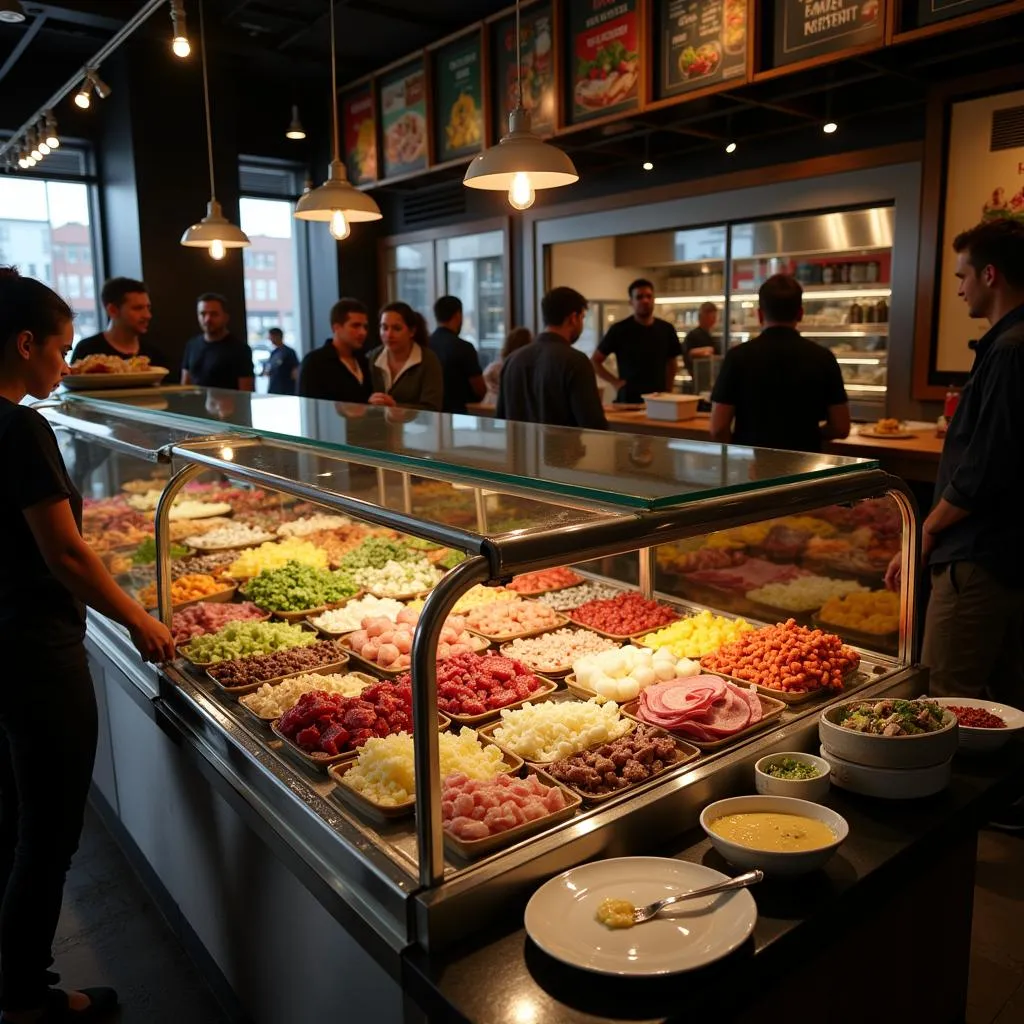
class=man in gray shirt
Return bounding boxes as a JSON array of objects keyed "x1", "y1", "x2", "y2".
[{"x1": 496, "y1": 287, "x2": 607, "y2": 430}]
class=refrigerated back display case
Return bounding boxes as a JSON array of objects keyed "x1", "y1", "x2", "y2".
[{"x1": 439, "y1": 230, "x2": 507, "y2": 370}]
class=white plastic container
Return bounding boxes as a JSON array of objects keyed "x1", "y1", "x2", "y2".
[{"x1": 641, "y1": 393, "x2": 701, "y2": 421}]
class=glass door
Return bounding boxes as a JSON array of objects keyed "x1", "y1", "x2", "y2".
[
  {"x1": 385, "y1": 242, "x2": 435, "y2": 324},
  {"x1": 438, "y1": 230, "x2": 506, "y2": 369}
]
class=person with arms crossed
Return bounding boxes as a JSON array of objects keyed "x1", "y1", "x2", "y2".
[
  {"x1": 297, "y1": 299, "x2": 372, "y2": 404},
  {"x1": 497, "y1": 286, "x2": 607, "y2": 430},
  {"x1": 682, "y1": 301, "x2": 719, "y2": 375},
  {"x1": 709, "y1": 274, "x2": 850, "y2": 452},
  {"x1": 429, "y1": 295, "x2": 485, "y2": 414},
  {"x1": 886, "y1": 219, "x2": 1024, "y2": 711},
  {"x1": 367, "y1": 302, "x2": 443, "y2": 412},
  {"x1": 72, "y1": 276, "x2": 171, "y2": 371},
  {"x1": 263, "y1": 327, "x2": 298, "y2": 395},
  {"x1": 592, "y1": 278, "x2": 682, "y2": 402},
  {"x1": 181, "y1": 293, "x2": 255, "y2": 391},
  {"x1": 0, "y1": 268, "x2": 174, "y2": 1024}
]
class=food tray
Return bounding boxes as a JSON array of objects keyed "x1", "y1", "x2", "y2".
[
  {"x1": 811, "y1": 613, "x2": 899, "y2": 650},
  {"x1": 178, "y1": 619, "x2": 317, "y2": 668},
  {"x1": 186, "y1": 533, "x2": 276, "y2": 554},
  {"x1": 621, "y1": 692, "x2": 787, "y2": 751},
  {"x1": 327, "y1": 738, "x2": 523, "y2": 825},
  {"x1": 338, "y1": 632, "x2": 492, "y2": 680},
  {"x1": 61, "y1": 367, "x2": 170, "y2": 390},
  {"x1": 506, "y1": 572, "x2": 585, "y2": 598},
  {"x1": 443, "y1": 677, "x2": 560, "y2": 728},
  {"x1": 467, "y1": 609, "x2": 571, "y2": 644},
  {"x1": 497, "y1": 627, "x2": 619, "y2": 677},
  {"x1": 271, "y1": 711, "x2": 451, "y2": 773},
  {"x1": 205, "y1": 656, "x2": 350, "y2": 696},
  {"x1": 238, "y1": 670, "x2": 378, "y2": 724},
  {"x1": 743, "y1": 599, "x2": 817, "y2": 629},
  {"x1": 566, "y1": 611, "x2": 682, "y2": 644},
  {"x1": 265, "y1": 592, "x2": 364, "y2": 624},
  {"x1": 365, "y1": 586, "x2": 435, "y2": 602},
  {"x1": 532, "y1": 728, "x2": 700, "y2": 805},
  {"x1": 475, "y1": 701, "x2": 636, "y2": 766},
  {"x1": 152, "y1": 584, "x2": 237, "y2": 614},
  {"x1": 702, "y1": 667, "x2": 860, "y2": 705},
  {"x1": 443, "y1": 767, "x2": 583, "y2": 860}
]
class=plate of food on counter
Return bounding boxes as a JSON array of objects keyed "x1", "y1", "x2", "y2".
[
  {"x1": 61, "y1": 354, "x2": 170, "y2": 389},
  {"x1": 524, "y1": 856, "x2": 757, "y2": 975},
  {"x1": 858, "y1": 418, "x2": 916, "y2": 439}
]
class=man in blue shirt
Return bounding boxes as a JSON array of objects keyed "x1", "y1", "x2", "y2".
[
  {"x1": 887, "y1": 218, "x2": 1024, "y2": 711},
  {"x1": 264, "y1": 327, "x2": 298, "y2": 395}
]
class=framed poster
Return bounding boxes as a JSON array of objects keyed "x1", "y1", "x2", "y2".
[
  {"x1": 934, "y1": 88, "x2": 1024, "y2": 374},
  {"x1": 772, "y1": 0, "x2": 883, "y2": 68},
  {"x1": 659, "y1": 0, "x2": 748, "y2": 99},
  {"x1": 379, "y1": 58, "x2": 429, "y2": 179},
  {"x1": 342, "y1": 84, "x2": 378, "y2": 185},
  {"x1": 492, "y1": 3, "x2": 555, "y2": 136},
  {"x1": 566, "y1": 0, "x2": 641, "y2": 125},
  {"x1": 434, "y1": 32, "x2": 485, "y2": 163},
  {"x1": 914, "y1": 0, "x2": 1012, "y2": 25}
]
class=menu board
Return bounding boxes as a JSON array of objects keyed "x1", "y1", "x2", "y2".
[
  {"x1": 379, "y1": 59, "x2": 428, "y2": 179},
  {"x1": 342, "y1": 85, "x2": 377, "y2": 185},
  {"x1": 915, "y1": 0, "x2": 1010, "y2": 26},
  {"x1": 434, "y1": 33, "x2": 484, "y2": 163},
  {"x1": 567, "y1": 0, "x2": 641, "y2": 125},
  {"x1": 492, "y1": 3, "x2": 555, "y2": 136},
  {"x1": 660, "y1": 0, "x2": 747, "y2": 99},
  {"x1": 773, "y1": 0, "x2": 883, "y2": 68}
]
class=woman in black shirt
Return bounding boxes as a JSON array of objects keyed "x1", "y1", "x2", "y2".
[{"x1": 0, "y1": 268, "x2": 174, "y2": 1023}]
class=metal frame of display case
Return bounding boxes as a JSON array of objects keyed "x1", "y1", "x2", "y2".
[{"x1": 48, "y1": 396, "x2": 921, "y2": 956}]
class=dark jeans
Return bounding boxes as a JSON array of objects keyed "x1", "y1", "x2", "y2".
[{"x1": 0, "y1": 642, "x2": 97, "y2": 1010}]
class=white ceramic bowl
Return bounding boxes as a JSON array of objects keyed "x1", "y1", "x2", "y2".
[
  {"x1": 700, "y1": 795, "x2": 848, "y2": 877},
  {"x1": 754, "y1": 752, "x2": 831, "y2": 801},
  {"x1": 930, "y1": 697, "x2": 1024, "y2": 753},
  {"x1": 819, "y1": 744, "x2": 952, "y2": 799},
  {"x1": 818, "y1": 698, "x2": 958, "y2": 768}
]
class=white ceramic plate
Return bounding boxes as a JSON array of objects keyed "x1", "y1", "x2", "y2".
[
  {"x1": 524, "y1": 856, "x2": 756, "y2": 976},
  {"x1": 61, "y1": 368, "x2": 170, "y2": 390},
  {"x1": 929, "y1": 697, "x2": 1024, "y2": 753}
]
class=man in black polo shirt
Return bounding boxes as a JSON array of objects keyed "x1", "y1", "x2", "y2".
[
  {"x1": 72, "y1": 276, "x2": 172, "y2": 372},
  {"x1": 430, "y1": 295, "x2": 485, "y2": 414},
  {"x1": 709, "y1": 275, "x2": 850, "y2": 453},
  {"x1": 297, "y1": 298, "x2": 372, "y2": 404},
  {"x1": 181, "y1": 293, "x2": 254, "y2": 391},
  {"x1": 497, "y1": 286, "x2": 606, "y2": 430},
  {"x1": 886, "y1": 219, "x2": 1024, "y2": 712},
  {"x1": 593, "y1": 278, "x2": 682, "y2": 402}
]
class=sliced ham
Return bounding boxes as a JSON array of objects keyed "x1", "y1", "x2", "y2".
[
  {"x1": 685, "y1": 557, "x2": 811, "y2": 594},
  {"x1": 634, "y1": 675, "x2": 764, "y2": 741}
]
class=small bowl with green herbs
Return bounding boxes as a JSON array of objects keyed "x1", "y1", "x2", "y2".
[{"x1": 754, "y1": 752, "x2": 831, "y2": 800}]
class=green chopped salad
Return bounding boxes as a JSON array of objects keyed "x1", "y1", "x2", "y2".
[
  {"x1": 763, "y1": 758, "x2": 821, "y2": 781},
  {"x1": 242, "y1": 560, "x2": 358, "y2": 612},
  {"x1": 837, "y1": 699, "x2": 948, "y2": 737},
  {"x1": 132, "y1": 536, "x2": 190, "y2": 565}
]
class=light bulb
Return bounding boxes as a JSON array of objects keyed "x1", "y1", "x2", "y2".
[
  {"x1": 38, "y1": 142, "x2": 50, "y2": 156},
  {"x1": 30, "y1": 145, "x2": 41, "y2": 161},
  {"x1": 823, "y1": 121, "x2": 838, "y2": 135},
  {"x1": 209, "y1": 238, "x2": 226, "y2": 260},
  {"x1": 725, "y1": 141, "x2": 737, "y2": 154},
  {"x1": 75, "y1": 89, "x2": 91, "y2": 109},
  {"x1": 642, "y1": 160, "x2": 653, "y2": 171},
  {"x1": 47, "y1": 135, "x2": 59, "y2": 149},
  {"x1": 329, "y1": 209, "x2": 350, "y2": 241},
  {"x1": 508, "y1": 171, "x2": 535, "y2": 211},
  {"x1": 17, "y1": 156, "x2": 28, "y2": 169},
  {"x1": 172, "y1": 35, "x2": 191, "y2": 58}
]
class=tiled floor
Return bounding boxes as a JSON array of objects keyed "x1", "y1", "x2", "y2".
[{"x1": 44, "y1": 809, "x2": 1024, "y2": 1024}]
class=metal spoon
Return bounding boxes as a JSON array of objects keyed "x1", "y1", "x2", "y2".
[{"x1": 631, "y1": 869, "x2": 763, "y2": 924}]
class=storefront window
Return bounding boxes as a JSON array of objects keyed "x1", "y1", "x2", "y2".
[{"x1": 0, "y1": 175, "x2": 102, "y2": 342}]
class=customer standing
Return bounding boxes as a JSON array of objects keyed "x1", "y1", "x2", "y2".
[
  {"x1": 483, "y1": 326, "x2": 531, "y2": 406},
  {"x1": 367, "y1": 302, "x2": 443, "y2": 412},
  {"x1": 181, "y1": 293, "x2": 255, "y2": 391},
  {"x1": 709, "y1": 274, "x2": 850, "y2": 452},
  {"x1": 0, "y1": 268, "x2": 174, "y2": 1023},
  {"x1": 297, "y1": 299, "x2": 372, "y2": 404},
  {"x1": 682, "y1": 301, "x2": 719, "y2": 375},
  {"x1": 886, "y1": 219, "x2": 1024, "y2": 706},
  {"x1": 592, "y1": 279, "x2": 682, "y2": 402},
  {"x1": 430, "y1": 296, "x2": 485, "y2": 414},
  {"x1": 497, "y1": 287, "x2": 606, "y2": 430},
  {"x1": 71, "y1": 277, "x2": 171, "y2": 371},
  {"x1": 263, "y1": 327, "x2": 298, "y2": 396}
]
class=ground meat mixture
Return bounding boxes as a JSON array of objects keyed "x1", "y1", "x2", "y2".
[{"x1": 546, "y1": 725, "x2": 677, "y2": 795}]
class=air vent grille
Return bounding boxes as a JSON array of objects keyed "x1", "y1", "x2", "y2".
[
  {"x1": 401, "y1": 181, "x2": 466, "y2": 228},
  {"x1": 991, "y1": 105, "x2": 1024, "y2": 152}
]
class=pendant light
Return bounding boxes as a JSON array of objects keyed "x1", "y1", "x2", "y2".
[
  {"x1": 294, "y1": 0, "x2": 380, "y2": 240},
  {"x1": 180, "y1": 0, "x2": 249, "y2": 260},
  {"x1": 285, "y1": 105, "x2": 306, "y2": 140},
  {"x1": 463, "y1": 0, "x2": 577, "y2": 210}
]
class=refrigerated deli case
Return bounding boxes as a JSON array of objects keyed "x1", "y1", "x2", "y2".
[{"x1": 44, "y1": 390, "x2": 924, "y2": 1021}]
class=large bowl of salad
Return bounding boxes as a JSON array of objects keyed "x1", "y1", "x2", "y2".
[{"x1": 819, "y1": 697, "x2": 958, "y2": 769}]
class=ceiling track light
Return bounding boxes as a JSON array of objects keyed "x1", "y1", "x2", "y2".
[
  {"x1": 823, "y1": 121, "x2": 838, "y2": 135},
  {"x1": 294, "y1": 0, "x2": 381, "y2": 239},
  {"x1": 180, "y1": 0, "x2": 249, "y2": 259},
  {"x1": 0, "y1": 0, "x2": 26, "y2": 24},
  {"x1": 170, "y1": 0, "x2": 190, "y2": 57},
  {"x1": 463, "y1": 0, "x2": 577, "y2": 210},
  {"x1": 74, "y1": 77, "x2": 92, "y2": 109},
  {"x1": 285, "y1": 104, "x2": 306, "y2": 140},
  {"x1": 44, "y1": 111, "x2": 59, "y2": 150},
  {"x1": 92, "y1": 69, "x2": 112, "y2": 99},
  {"x1": 725, "y1": 141, "x2": 737, "y2": 154}
]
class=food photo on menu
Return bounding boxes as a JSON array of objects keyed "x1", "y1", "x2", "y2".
[{"x1": 570, "y1": 0, "x2": 641, "y2": 120}]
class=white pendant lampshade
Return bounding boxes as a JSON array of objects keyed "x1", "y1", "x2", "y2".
[
  {"x1": 462, "y1": 0, "x2": 577, "y2": 210},
  {"x1": 294, "y1": 0, "x2": 381, "y2": 239},
  {"x1": 180, "y1": 0, "x2": 248, "y2": 260}
]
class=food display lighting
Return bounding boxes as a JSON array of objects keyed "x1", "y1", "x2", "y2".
[
  {"x1": 823, "y1": 121, "x2": 838, "y2": 134},
  {"x1": 725, "y1": 141, "x2": 737, "y2": 154},
  {"x1": 170, "y1": 0, "x2": 191, "y2": 57}
]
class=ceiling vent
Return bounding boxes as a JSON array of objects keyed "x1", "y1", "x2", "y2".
[
  {"x1": 991, "y1": 104, "x2": 1024, "y2": 152},
  {"x1": 400, "y1": 181, "x2": 466, "y2": 228}
]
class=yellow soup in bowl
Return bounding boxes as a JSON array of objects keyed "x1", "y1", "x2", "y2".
[{"x1": 709, "y1": 812, "x2": 836, "y2": 853}]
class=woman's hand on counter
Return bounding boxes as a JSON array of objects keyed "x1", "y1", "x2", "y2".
[
  {"x1": 128, "y1": 610, "x2": 176, "y2": 663},
  {"x1": 368, "y1": 393, "x2": 397, "y2": 407}
]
